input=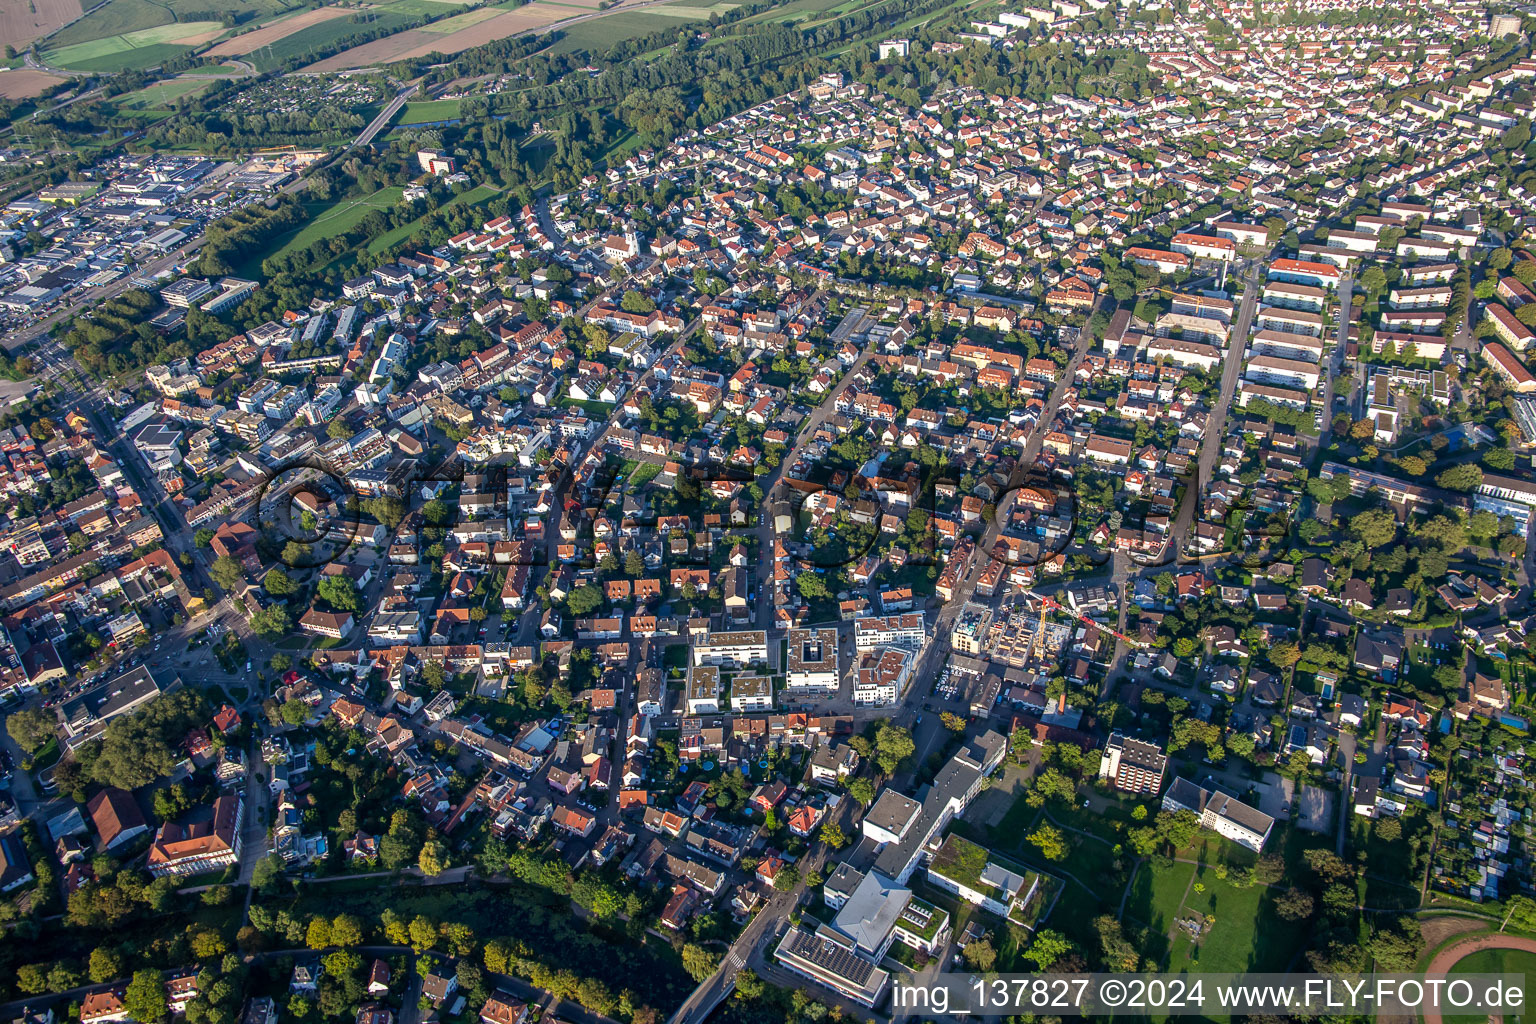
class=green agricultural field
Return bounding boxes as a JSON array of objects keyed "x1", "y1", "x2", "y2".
[
  {"x1": 52, "y1": 41, "x2": 199, "y2": 71},
  {"x1": 397, "y1": 98, "x2": 462, "y2": 122},
  {"x1": 45, "y1": 21, "x2": 223, "y2": 69},
  {"x1": 247, "y1": 10, "x2": 416, "y2": 69},
  {"x1": 45, "y1": 0, "x2": 294, "y2": 48},
  {"x1": 375, "y1": 0, "x2": 479, "y2": 14},
  {"x1": 723, "y1": 0, "x2": 840, "y2": 26},
  {"x1": 548, "y1": 8, "x2": 712, "y2": 54},
  {"x1": 44, "y1": 0, "x2": 178, "y2": 47}
]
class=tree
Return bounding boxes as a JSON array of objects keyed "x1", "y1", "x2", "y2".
[
  {"x1": 356, "y1": 496, "x2": 403, "y2": 531},
  {"x1": 963, "y1": 937, "x2": 997, "y2": 972},
  {"x1": 1359, "y1": 266, "x2": 1387, "y2": 294},
  {"x1": 326, "y1": 419, "x2": 353, "y2": 441},
  {"x1": 733, "y1": 968, "x2": 765, "y2": 1000},
  {"x1": 194, "y1": 529, "x2": 214, "y2": 548},
  {"x1": 89, "y1": 946, "x2": 124, "y2": 984},
  {"x1": 820, "y1": 821, "x2": 848, "y2": 850},
  {"x1": 1269, "y1": 641, "x2": 1302, "y2": 670},
  {"x1": 250, "y1": 606, "x2": 291, "y2": 639},
  {"x1": 681, "y1": 944, "x2": 719, "y2": 982},
  {"x1": 772, "y1": 865, "x2": 800, "y2": 891},
  {"x1": 264, "y1": 567, "x2": 297, "y2": 597},
  {"x1": 1436, "y1": 464, "x2": 1483, "y2": 492},
  {"x1": 316, "y1": 575, "x2": 358, "y2": 613},
  {"x1": 795, "y1": 573, "x2": 828, "y2": 600},
  {"x1": 1499, "y1": 895, "x2": 1536, "y2": 933},
  {"x1": 1274, "y1": 887, "x2": 1315, "y2": 922},
  {"x1": 408, "y1": 915, "x2": 437, "y2": 954},
  {"x1": 418, "y1": 839, "x2": 448, "y2": 877},
  {"x1": 89, "y1": 690, "x2": 206, "y2": 789},
  {"x1": 1350, "y1": 508, "x2": 1398, "y2": 549},
  {"x1": 939, "y1": 711, "x2": 966, "y2": 732},
  {"x1": 329, "y1": 914, "x2": 364, "y2": 948},
  {"x1": 1303, "y1": 848, "x2": 1353, "y2": 883},
  {"x1": 210, "y1": 555, "x2": 244, "y2": 592},
  {"x1": 847, "y1": 777, "x2": 876, "y2": 805},
  {"x1": 125, "y1": 969, "x2": 169, "y2": 1024},
  {"x1": 14, "y1": 964, "x2": 47, "y2": 995},
  {"x1": 251, "y1": 854, "x2": 284, "y2": 893},
  {"x1": 305, "y1": 916, "x2": 332, "y2": 949},
  {"x1": 1021, "y1": 929, "x2": 1072, "y2": 970},
  {"x1": 873, "y1": 722, "x2": 915, "y2": 775},
  {"x1": 620, "y1": 290, "x2": 657, "y2": 314},
  {"x1": 1028, "y1": 824, "x2": 1068, "y2": 861},
  {"x1": 6, "y1": 707, "x2": 55, "y2": 753},
  {"x1": 567, "y1": 585, "x2": 603, "y2": 616},
  {"x1": 1153, "y1": 809, "x2": 1201, "y2": 850}
]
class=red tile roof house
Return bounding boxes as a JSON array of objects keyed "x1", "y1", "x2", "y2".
[
  {"x1": 146, "y1": 794, "x2": 243, "y2": 878},
  {"x1": 87, "y1": 788, "x2": 149, "y2": 851},
  {"x1": 212, "y1": 704, "x2": 242, "y2": 734},
  {"x1": 786, "y1": 803, "x2": 825, "y2": 837},
  {"x1": 749, "y1": 780, "x2": 788, "y2": 815},
  {"x1": 80, "y1": 988, "x2": 129, "y2": 1024},
  {"x1": 479, "y1": 992, "x2": 528, "y2": 1024}
]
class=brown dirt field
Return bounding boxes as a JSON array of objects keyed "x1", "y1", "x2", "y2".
[
  {"x1": 205, "y1": 6, "x2": 349, "y2": 56},
  {"x1": 391, "y1": 4, "x2": 568, "y2": 56},
  {"x1": 1420, "y1": 932, "x2": 1536, "y2": 1024},
  {"x1": 307, "y1": 3, "x2": 568, "y2": 66},
  {"x1": 0, "y1": 68, "x2": 68, "y2": 98},
  {"x1": 0, "y1": 0, "x2": 82, "y2": 50},
  {"x1": 300, "y1": 27, "x2": 438, "y2": 69},
  {"x1": 173, "y1": 25, "x2": 227, "y2": 46},
  {"x1": 1419, "y1": 915, "x2": 1489, "y2": 952}
]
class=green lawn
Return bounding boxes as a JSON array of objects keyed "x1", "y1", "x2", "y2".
[
  {"x1": 397, "y1": 98, "x2": 462, "y2": 123},
  {"x1": 111, "y1": 75, "x2": 217, "y2": 111},
  {"x1": 1163, "y1": 865, "x2": 1307, "y2": 973},
  {"x1": 1124, "y1": 858, "x2": 1197, "y2": 937},
  {"x1": 364, "y1": 182, "x2": 499, "y2": 255},
  {"x1": 260, "y1": 186, "x2": 406, "y2": 267}
]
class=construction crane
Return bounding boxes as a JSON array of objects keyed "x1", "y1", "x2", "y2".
[{"x1": 1022, "y1": 587, "x2": 1147, "y2": 651}]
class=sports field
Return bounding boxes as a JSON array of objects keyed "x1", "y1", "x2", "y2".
[
  {"x1": 397, "y1": 98, "x2": 462, "y2": 122},
  {"x1": 44, "y1": 20, "x2": 224, "y2": 69}
]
